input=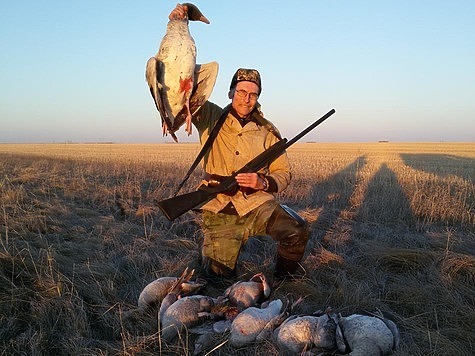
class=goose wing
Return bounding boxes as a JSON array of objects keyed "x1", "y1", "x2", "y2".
[
  {"x1": 145, "y1": 56, "x2": 178, "y2": 142},
  {"x1": 169, "y1": 61, "x2": 219, "y2": 134},
  {"x1": 189, "y1": 61, "x2": 219, "y2": 115}
]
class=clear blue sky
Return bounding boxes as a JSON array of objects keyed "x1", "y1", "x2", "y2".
[{"x1": 1, "y1": 1, "x2": 474, "y2": 143}]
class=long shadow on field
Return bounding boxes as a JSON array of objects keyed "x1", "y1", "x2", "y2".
[
  {"x1": 400, "y1": 154, "x2": 474, "y2": 182},
  {"x1": 356, "y1": 163, "x2": 416, "y2": 228},
  {"x1": 303, "y1": 155, "x2": 367, "y2": 238}
]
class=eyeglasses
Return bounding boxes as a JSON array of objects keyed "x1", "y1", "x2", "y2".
[{"x1": 234, "y1": 89, "x2": 259, "y2": 101}]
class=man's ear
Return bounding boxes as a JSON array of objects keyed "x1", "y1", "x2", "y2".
[{"x1": 228, "y1": 90, "x2": 233, "y2": 99}]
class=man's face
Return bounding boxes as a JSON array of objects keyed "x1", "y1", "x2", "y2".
[{"x1": 229, "y1": 81, "x2": 260, "y2": 118}]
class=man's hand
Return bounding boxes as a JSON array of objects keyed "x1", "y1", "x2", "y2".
[
  {"x1": 235, "y1": 173, "x2": 267, "y2": 191},
  {"x1": 169, "y1": 4, "x2": 188, "y2": 20}
]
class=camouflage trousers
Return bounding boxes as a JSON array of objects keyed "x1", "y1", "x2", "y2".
[{"x1": 201, "y1": 200, "x2": 309, "y2": 275}]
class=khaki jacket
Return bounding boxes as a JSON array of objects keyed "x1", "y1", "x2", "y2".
[{"x1": 193, "y1": 101, "x2": 291, "y2": 216}]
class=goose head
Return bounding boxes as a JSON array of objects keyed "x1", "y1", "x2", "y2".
[{"x1": 182, "y1": 3, "x2": 210, "y2": 24}]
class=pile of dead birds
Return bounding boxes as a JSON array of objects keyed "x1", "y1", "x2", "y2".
[{"x1": 137, "y1": 268, "x2": 400, "y2": 355}]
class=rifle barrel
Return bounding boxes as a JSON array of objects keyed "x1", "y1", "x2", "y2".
[
  {"x1": 155, "y1": 108, "x2": 336, "y2": 220},
  {"x1": 284, "y1": 108, "x2": 335, "y2": 148}
]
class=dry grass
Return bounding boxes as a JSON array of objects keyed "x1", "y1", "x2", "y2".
[{"x1": 0, "y1": 142, "x2": 474, "y2": 355}]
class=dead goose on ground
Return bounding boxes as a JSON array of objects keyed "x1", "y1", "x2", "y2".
[
  {"x1": 336, "y1": 312, "x2": 400, "y2": 356},
  {"x1": 274, "y1": 309, "x2": 338, "y2": 354},
  {"x1": 224, "y1": 272, "x2": 271, "y2": 311},
  {"x1": 191, "y1": 303, "x2": 239, "y2": 354},
  {"x1": 160, "y1": 294, "x2": 227, "y2": 342},
  {"x1": 229, "y1": 299, "x2": 284, "y2": 348},
  {"x1": 137, "y1": 267, "x2": 204, "y2": 309},
  {"x1": 191, "y1": 321, "x2": 230, "y2": 355}
]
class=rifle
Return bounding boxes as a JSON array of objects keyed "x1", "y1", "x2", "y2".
[{"x1": 156, "y1": 108, "x2": 335, "y2": 220}]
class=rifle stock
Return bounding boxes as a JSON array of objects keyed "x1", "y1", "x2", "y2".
[
  {"x1": 155, "y1": 188, "x2": 213, "y2": 221},
  {"x1": 156, "y1": 108, "x2": 335, "y2": 220}
]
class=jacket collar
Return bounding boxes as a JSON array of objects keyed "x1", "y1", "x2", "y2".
[{"x1": 229, "y1": 107, "x2": 261, "y2": 128}]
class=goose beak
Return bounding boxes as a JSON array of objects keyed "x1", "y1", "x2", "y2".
[{"x1": 199, "y1": 15, "x2": 210, "y2": 24}]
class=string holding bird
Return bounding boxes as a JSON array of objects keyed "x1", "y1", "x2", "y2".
[{"x1": 146, "y1": 3, "x2": 218, "y2": 142}]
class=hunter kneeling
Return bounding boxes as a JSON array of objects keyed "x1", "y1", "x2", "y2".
[
  {"x1": 196, "y1": 68, "x2": 309, "y2": 280},
  {"x1": 162, "y1": 5, "x2": 310, "y2": 281}
]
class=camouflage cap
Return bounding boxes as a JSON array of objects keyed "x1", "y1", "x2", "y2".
[{"x1": 230, "y1": 68, "x2": 262, "y2": 94}]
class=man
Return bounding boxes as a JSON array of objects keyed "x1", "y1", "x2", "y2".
[{"x1": 169, "y1": 5, "x2": 309, "y2": 279}]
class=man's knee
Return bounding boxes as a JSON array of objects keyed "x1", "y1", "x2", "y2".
[{"x1": 266, "y1": 204, "x2": 309, "y2": 260}]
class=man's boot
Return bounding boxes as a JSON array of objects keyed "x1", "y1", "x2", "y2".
[
  {"x1": 202, "y1": 257, "x2": 236, "y2": 281},
  {"x1": 274, "y1": 254, "x2": 300, "y2": 280}
]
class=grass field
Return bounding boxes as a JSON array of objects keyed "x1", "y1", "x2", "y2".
[{"x1": 0, "y1": 142, "x2": 474, "y2": 355}]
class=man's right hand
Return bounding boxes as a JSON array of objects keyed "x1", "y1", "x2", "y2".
[{"x1": 169, "y1": 4, "x2": 187, "y2": 20}]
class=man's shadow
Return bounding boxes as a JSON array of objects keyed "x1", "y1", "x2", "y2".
[
  {"x1": 355, "y1": 162, "x2": 416, "y2": 228},
  {"x1": 400, "y1": 153, "x2": 474, "y2": 181},
  {"x1": 303, "y1": 155, "x2": 367, "y2": 245}
]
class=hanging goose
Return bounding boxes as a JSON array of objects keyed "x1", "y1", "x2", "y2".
[{"x1": 146, "y1": 3, "x2": 218, "y2": 142}]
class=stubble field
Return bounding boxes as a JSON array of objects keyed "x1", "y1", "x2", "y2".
[{"x1": 0, "y1": 142, "x2": 474, "y2": 355}]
